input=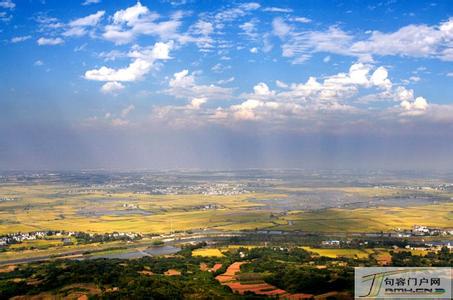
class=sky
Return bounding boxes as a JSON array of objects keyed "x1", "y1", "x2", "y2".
[{"x1": 1, "y1": 0, "x2": 453, "y2": 170}]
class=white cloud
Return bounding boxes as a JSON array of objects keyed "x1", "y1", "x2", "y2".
[
  {"x1": 188, "y1": 97, "x2": 207, "y2": 109},
  {"x1": 400, "y1": 96, "x2": 429, "y2": 115},
  {"x1": 82, "y1": 0, "x2": 101, "y2": 5},
  {"x1": 263, "y1": 7, "x2": 293, "y2": 13},
  {"x1": 37, "y1": 37, "x2": 64, "y2": 46},
  {"x1": 0, "y1": 11, "x2": 11, "y2": 22},
  {"x1": 253, "y1": 82, "x2": 274, "y2": 96},
  {"x1": 102, "y1": 2, "x2": 181, "y2": 45},
  {"x1": 64, "y1": 11, "x2": 105, "y2": 37},
  {"x1": 0, "y1": 0, "x2": 14, "y2": 9},
  {"x1": 217, "y1": 77, "x2": 235, "y2": 85},
  {"x1": 70, "y1": 10, "x2": 104, "y2": 27},
  {"x1": 192, "y1": 20, "x2": 213, "y2": 36},
  {"x1": 166, "y1": 69, "x2": 233, "y2": 100},
  {"x1": 214, "y1": 2, "x2": 260, "y2": 23},
  {"x1": 151, "y1": 63, "x2": 433, "y2": 129},
  {"x1": 121, "y1": 104, "x2": 135, "y2": 117},
  {"x1": 281, "y1": 26, "x2": 354, "y2": 63},
  {"x1": 272, "y1": 17, "x2": 292, "y2": 39},
  {"x1": 276, "y1": 80, "x2": 288, "y2": 88},
  {"x1": 111, "y1": 118, "x2": 129, "y2": 126},
  {"x1": 98, "y1": 50, "x2": 127, "y2": 61},
  {"x1": 370, "y1": 66, "x2": 392, "y2": 90},
  {"x1": 11, "y1": 35, "x2": 31, "y2": 43},
  {"x1": 85, "y1": 41, "x2": 172, "y2": 82},
  {"x1": 291, "y1": 17, "x2": 312, "y2": 23},
  {"x1": 350, "y1": 18, "x2": 453, "y2": 61},
  {"x1": 34, "y1": 60, "x2": 44, "y2": 66},
  {"x1": 323, "y1": 55, "x2": 331, "y2": 63},
  {"x1": 395, "y1": 86, "x2": 414, "y2": 102},
  {"x1": 250, "y1": 47, "x2": 258, "y2": 53},
  {"x1": 211, "y1": 63, "x2": 230, "y2": 73},
  {"x1": 274, "y1": 18, "x2": 453, "y2": 64},
  {"x1": 101, "y1": 81, "x2": 125, "y2": 94},
  {"x1": 87, "y1": 59, "x2": 152, "y2": 82},
  {"x1": 239, "y1": 20, "x2": 258, "y2": 39}
]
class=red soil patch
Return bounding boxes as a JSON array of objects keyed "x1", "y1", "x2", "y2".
[
  {"x1": 164, "y1": 269, "x2": 181, "y2": 276},
  {"x1": 199, "y1": 263, "x2": 209, "y2": 271},
  {"x1": 138, "y1": 270, "x2": 155, "y2": 276},
  {"x1": 0, "y1": 265, "x2": 17, "y2": 273},
  {"x1": 216, "y1": 262, "x2": 313, "y2": 299},
  {"x1": 210, "y1": 263, "x2": 223, "y2": 272}
]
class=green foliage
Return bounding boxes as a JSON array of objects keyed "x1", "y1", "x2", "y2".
[{"x1": 391, "y1": 247, "x2": 452, "y2": 267}]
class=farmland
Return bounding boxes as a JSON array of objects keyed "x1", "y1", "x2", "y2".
[
  {"x1": 0, "y1": 170, "x2": 452, "y2": 237},
  {"x1": 0, "y1": 170, "x2": 452, "y2": 298}
]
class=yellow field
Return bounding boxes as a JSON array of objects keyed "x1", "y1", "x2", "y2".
[
  {"x1": 0, "y1": 183, "x2": 284, "y2": 234},
  {"x1": 302, "y1": 247, "x2": 373, "y2": 259},
  {"x1": 275, "y1": 203, "x2": 453, "y2": 232},
  {"x1": 192, "y1": 248, "x2": 225, "y2": 257},
  {"x1": 1, "y1": 183, "x2": 452, "y2": 236},
  {"x1": 8, "y1": 239, "x2": 63, "y2": 250}
]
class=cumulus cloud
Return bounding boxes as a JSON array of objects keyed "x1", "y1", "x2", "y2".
[
  {"x1": 152, "y1": 62, "x2": 436, "y2": 131},
  {"x1": 85, "y1": 41, "x2": 172, "y2": 87},
  {"x1": 188, "y1": 98, "x2": 207, "y2": 109},
  {"x1": 400, "y1": 96, "x2": 429, "y2": 115},
  {"x1": 102, "y1": 2, "x2": 181, "y2": 45},
  {"x1": 101, "y1": 81, "x2": 125, "y2": 94},
  {"x1": 37, "y1": 37, "x2": 64, "y2": 45},
  {"x1": 166, "y1": 69, "x2": 233, "y2": 100}
]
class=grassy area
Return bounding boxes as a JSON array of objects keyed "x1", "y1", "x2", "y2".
[{"x1": 8, "y1": 239, "x2": 63, "y2": 250}]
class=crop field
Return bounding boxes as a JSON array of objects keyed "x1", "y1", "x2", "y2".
[
  {"x1": 301, "y1": 247, "x2": 374, "y2": 259},
  {"x1": 0, "y1": 183, "x2": 283, "y2": 234},
  {"x1": 274, "y1": 203, "x2": 453, "y2": 232},
  {"x1": 0, "y1": 180, "x2": 452, "y2": 236},
  {"x1": 192, "y1": 248, "x2": 225, "y2": 257}
]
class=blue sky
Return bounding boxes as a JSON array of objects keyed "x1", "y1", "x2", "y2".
[{"x1": 1, "y1": 0, "x2": 453, "y2": 170}]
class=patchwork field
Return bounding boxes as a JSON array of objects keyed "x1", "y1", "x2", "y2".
[{"x1": 0, "y1": 181, "x2": 452, "y2": 235}]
